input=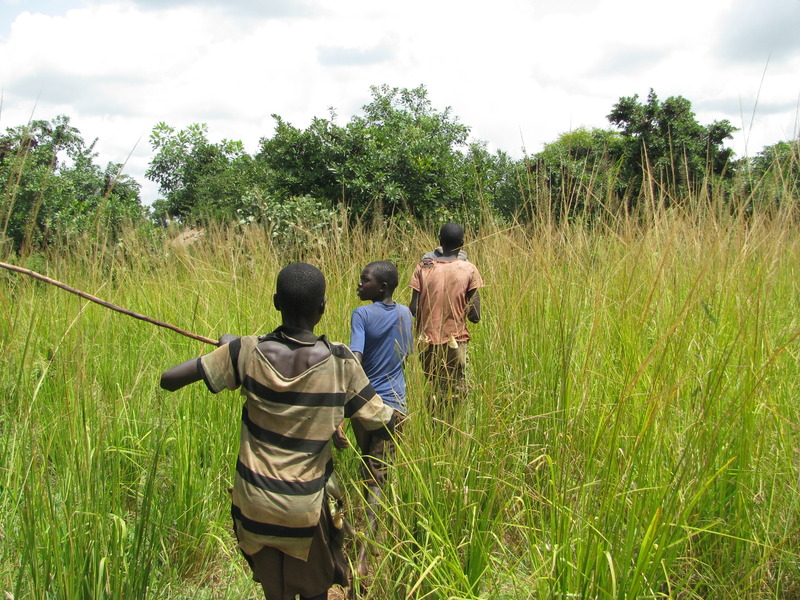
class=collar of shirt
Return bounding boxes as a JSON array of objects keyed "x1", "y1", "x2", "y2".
[{"x1": 268, "y1": 325, "x2": 320, "y2": 346}]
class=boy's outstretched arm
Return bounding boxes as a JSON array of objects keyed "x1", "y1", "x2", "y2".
[
  {"x1": 160, "y1": 358, "x2": 202, "y2": 391},
  {"x1": 160, "y1": 335, "x2": 238, "y2": 391}
]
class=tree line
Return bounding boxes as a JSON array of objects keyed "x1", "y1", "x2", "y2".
[{"x1": 1, "y1": 85, "x2": 798, "y2": 253}]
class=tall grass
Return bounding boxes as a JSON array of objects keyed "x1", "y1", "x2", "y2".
[{"x1": 2, "y1": 188, "x2": 800, "y2": 598}]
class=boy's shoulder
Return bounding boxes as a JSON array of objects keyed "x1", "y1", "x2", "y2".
[
  {"x1": 352, "y1": 303, "x2": 411, "y2": 332},
  {"x1": 328, "y1": 340, "x2": 359, "y2": 361},
  {"x1": 422, "y1": 247, "x2": 469, "y2": 262},
  {"x1": 360, "y1": 301, "x2": 411, "y2": 316}
]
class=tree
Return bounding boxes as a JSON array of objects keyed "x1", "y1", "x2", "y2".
[
  {"x1": 256, "y1": 113, "x2": 348, "y2": 204},
  {"x1": 345, "y1": 84, "x2": 470, "y2": 218},
  {"x1": 459, "y1": 142, "x2": 526, "y2": 221},
  {"x1": 0, "y1": 116, "x2": 144, "y2": 252},
  {"x1": 146, "y1": 122, "x2": 252, "y2": 222},
  {"x1": 533, "y1": 127, "x2": 625, "y2": 219},
  {"x1": 607, "y1": 89, "x2": 736, "y2": 202},
  {"x1": 255, "y1": 84, "x2": 473, "y2": 220},
  {"x1": 747, "y1": 140, "x2": 800, "y2": 205}
]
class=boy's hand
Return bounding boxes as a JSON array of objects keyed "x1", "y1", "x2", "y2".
[
  {"x1": 332, "y1": 425, "x2": 350, "y2": 450},
  {"x1": 218, "y1": 334, "x2": 238, "y2": 346}
]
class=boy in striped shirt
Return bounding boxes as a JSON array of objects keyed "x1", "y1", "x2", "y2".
[{"x1": 161, "y1": 262, "x2": 395, "y2": 600}]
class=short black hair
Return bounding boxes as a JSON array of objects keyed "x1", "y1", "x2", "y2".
[
  {"x1": 276, "y1": 262, "x2": 326, "y2": 316},
  {"x1": 365, "y1": 260, "x2": 399, "y2": 293},
  {"x1": 439, "y1": 222, "x2": 464, "y2": 250}
]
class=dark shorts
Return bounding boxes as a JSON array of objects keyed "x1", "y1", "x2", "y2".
[
  {"x1": 351, "y1": 408, "x2": 405, "y2": 489},
  {"x1": 420, "y1": 341, "x2": 468, "y2": 402},
  {"x1": 238, "y1": 504, "x2": 349, "y2": 600}
]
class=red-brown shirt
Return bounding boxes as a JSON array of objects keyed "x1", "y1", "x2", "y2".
[{"x1": 410, "y1": 257, "x2": 484, "y2": 345}]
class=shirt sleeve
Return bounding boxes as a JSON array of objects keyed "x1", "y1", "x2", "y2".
[
  {"x1": 198, "y1": 336, "x2": 245, "y2": 393},
  {"x1": 349, "y1": 308, "x2": 367, "y2": 355},
  {"x1": 468, "y1": 264, "x2": 485, "y2": 291},
  {"x1": 344, "y1": 363, "x2": 395, "y2": 438},
  {"x1": 410, "y1": 263, "x2": 423, "y2": 292}
]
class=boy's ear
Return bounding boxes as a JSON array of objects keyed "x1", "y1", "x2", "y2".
[
  {"x1": 273, "y1": 293, "x2": 280, "y2": 311},
  {"x1": 319, "y1": 297, "x2": 327, "y2": 315}
]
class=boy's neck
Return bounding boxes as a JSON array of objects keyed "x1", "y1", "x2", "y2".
[
  {"x1": 373, "y1": 295, "x2": 395, "y2": 305},
  {"x1": 439, "y1": 246, "x2": 462, "y2": 259},
  {"x1": 280, "y1": 314, "x2": 318, "y2": 334}
]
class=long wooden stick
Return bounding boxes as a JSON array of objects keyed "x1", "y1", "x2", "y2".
[{"x1": 1, "y1": 260, "x2": 218, "y2": 346}]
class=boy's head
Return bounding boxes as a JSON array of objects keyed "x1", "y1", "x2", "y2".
[
  {"x1": 439, "y1": 222, "x2": 465, "y2": 252},
  {"x1": 274, "y1": 262, "x2": 326, "y2": 321},
  {"x1": 358, "y1": 260, "x2": 399, "y2": 303}
]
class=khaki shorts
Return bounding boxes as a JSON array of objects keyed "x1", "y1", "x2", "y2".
[{"x1": 420, "y1": 341, "x2": 468, "y2": 403}]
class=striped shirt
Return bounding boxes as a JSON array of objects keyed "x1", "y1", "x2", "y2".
[{"x1": 198, "y1": 327, "x2": 394, "y2": 560}]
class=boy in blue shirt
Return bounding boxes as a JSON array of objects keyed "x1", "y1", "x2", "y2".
[
  {"x1": 348, "y1": 260, "x2": 412, "y2": 576},
  {"x1": 350, "y1": 261, "x2": 413, "y2": 414}
]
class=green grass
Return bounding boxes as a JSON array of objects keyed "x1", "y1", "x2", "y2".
[{"x1": 2, "y1": 206, "x2": 800, "y2": 598}]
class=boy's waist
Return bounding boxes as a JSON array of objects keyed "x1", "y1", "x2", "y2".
[{"x1": 417, "y1": 330, "x2": 471, "y2": 346}]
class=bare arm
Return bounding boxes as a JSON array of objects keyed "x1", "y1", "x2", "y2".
[
  {"x1": 353, "y1": 350, "x2": 363, "y2": 363},
  {"x1": 160, "y1": 358, "x2": 202, "y2": 391},
  {"x1": 409, "y1": 289, "x2": 419, "y2": 317},
  {"x1": 466, "y1": 288, "x2": 481, "y2": 323},
  {"x1": 160, "y1": 335, "x2": 236, "y2": 392}
]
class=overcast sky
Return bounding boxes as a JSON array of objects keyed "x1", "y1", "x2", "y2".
[{"x1": 2, "y1": 0, "x2": 799, "y2": 204}]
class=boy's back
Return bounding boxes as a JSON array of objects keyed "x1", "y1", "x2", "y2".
[
  {"x1": 199, "y1": 327, "x2": 391, "y2": 560},
  {"x1": 409, "y1": 223, "x2": 483, "y2": 411},
  {"x1": 411, "y1": 257, "x2": 482, "y2": 345},
  {"x1": 161, "y1": 262, "x2": 395, "y2": 599}
]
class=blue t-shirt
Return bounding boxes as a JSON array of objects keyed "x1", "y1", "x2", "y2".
[{"x1": 350, "y1": 302, "x2": 413, "y2": 413}]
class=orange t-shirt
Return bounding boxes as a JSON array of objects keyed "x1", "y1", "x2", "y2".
[{"x1": 410, "y1": 258, "x2": 484, "y2": 345}]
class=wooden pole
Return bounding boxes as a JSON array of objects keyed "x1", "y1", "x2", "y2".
[{"x1": 1, "y1": 260, "x2": 218, "y2": 346}]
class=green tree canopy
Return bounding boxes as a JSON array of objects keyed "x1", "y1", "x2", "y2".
[
  {"x1": 344, "y1": 84, "x2": 471, "y2": 217},
  {"x1": 747, "y1": 140, "x2": 800, "y2": 204},
  {"x1": 533, "y1": 127, "x2": 625, "y2": 218},
  {"x1": 257, "y1": 84, "x2": 473, "y2": 219},
  {"x1": 256, "y1": 113, "x2": 348, "y2": 205},
  {"x1": 0, "y1": 115, "x2": 143, "y2": 252},
  {"x1": 607, "y1": 89, "x2": 736, "y2": 201},
  {"x1": 146, "y1": 122, "x2": 253, "y2": 222}
]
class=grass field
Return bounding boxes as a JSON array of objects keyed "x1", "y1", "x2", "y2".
[{"x1": 2, "y1": 206, "x2": 799, "y2": 599}]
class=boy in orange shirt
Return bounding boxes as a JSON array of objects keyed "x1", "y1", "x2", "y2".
[{"x1": 409, "y1": 223, "x2": 483, "y2": 411}]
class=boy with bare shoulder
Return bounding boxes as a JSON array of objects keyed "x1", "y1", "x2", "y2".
[{"x1": 160, "y1": 262, "x2": 395, "y2": 600}]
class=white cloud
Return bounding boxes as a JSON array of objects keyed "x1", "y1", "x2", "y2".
[
  {"x1": 717, "y1": 0, "x2": 800, "y2": 63},
  {"x1": 1, "y1": 0, "x2": 798, "y2": 204}
]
